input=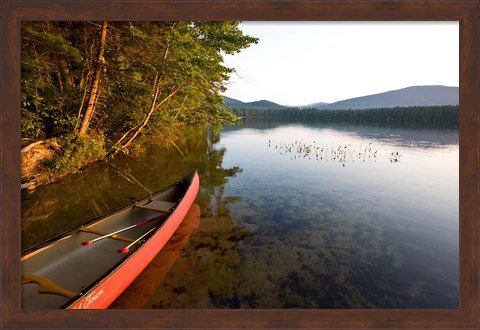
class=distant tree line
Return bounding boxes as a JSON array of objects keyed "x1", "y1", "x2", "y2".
[{"x1": 229, "y1": 105, "x2": 459, "y2": 129}]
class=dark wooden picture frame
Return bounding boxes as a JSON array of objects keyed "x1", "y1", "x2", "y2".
[{"x1": 1, "y1": 0, "x2": 478, "y2": 328}]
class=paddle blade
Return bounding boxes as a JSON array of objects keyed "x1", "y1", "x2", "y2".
[
  {"x1": 81, "y1": 240, "x2": 93, "y2": 246},
  {"x1": 118, "y1": 247, "x2": 129, "y2": 254}
]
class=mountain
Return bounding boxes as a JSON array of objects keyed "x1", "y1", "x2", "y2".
[
  {"x1": 312, "y1": 85, "x2": 459, "y2": 110},
  {"x1": 222, "y1": 96, "x2": 287, "y2": 109},
  {"x1": 299, "y1": 102, "x2": 330, "y2": 109},
  {"x1": 222, "y1": 85, "x2": 459, "y2": 111},
  {"x1": 222, "y1": 96, "x2": 246, "y2": 108}
]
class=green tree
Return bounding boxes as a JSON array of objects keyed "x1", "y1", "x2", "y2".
[
  {"x1": 104, "y1": 21, "x2": 257, "y2": 154},
  {"x1": 21, "y1": 21, "x2": 257, "y2": 182},
  {"x1": 21, "y1": 22, "x2": 85, "y2": 138}
]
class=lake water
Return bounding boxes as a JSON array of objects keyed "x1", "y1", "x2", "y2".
[{"x1": 21, "y1": 120, "x2": 459, "y2": 309}]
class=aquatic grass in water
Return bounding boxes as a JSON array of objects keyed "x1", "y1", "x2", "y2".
[{"x1": 268, "y1": 140, "x2": 402, "y2": 164}]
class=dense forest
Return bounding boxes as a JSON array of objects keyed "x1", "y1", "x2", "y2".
[
  {"x1": 21, "y1": 21, "x2": 257, "y2": 185},
  {"x1": 229, "y1": 105, "x2": 459, "y2": 129}
]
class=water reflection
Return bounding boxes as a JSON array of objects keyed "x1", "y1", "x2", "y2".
[
  {"x1": 223, "y1": 118, "x2": 458, "y2": 148},
  {"x1": 212, "y1": 121, "x2": 458, "y2": 309},
  {"x1": 21, "y1": 127, "x2": 244, "y2": 249},
  {"x1": 22, "y1": 121, "x2": 459, "y2": 309},
  {"x1": 22, "y1": 126, "x2": 252, "y2": 309}
]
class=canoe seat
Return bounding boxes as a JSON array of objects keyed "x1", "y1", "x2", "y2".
[
  {"x1": 78, "y1": 227, "x2": 135, "y2": 243},
  {"x1": 22, "y1": 274, "x2": 78, "y2": 299},
  {"x1": 135, "y1": 200, "x2": 176, "y2": 213}
]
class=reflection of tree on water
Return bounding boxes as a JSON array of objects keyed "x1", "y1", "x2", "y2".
[
  {"x1": 225, "y1": 118, "x2": 459, "y2": 149},
  {"x1": 149, "y1": 129, "x2": 255, "y2": 309},
  {"x1": 21, "y1": 126, "x2": 252, "y2": 308}
]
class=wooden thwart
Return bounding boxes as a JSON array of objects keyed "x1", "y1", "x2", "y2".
[
  {"x1": 135, "y1": 200, "x2": 176, "y2": 213},
  {"x1": 22, "y1": 274, "x2": 78, "y2": 299},
  {"x1": 79, "y1": 227, "x2": 134, "y2": 243}
]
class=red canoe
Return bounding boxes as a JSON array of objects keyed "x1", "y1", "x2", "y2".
[{"x1": 21, "y1": 171, "x2": 199, "y2": 309}]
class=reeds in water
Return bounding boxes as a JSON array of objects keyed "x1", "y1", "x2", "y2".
[{"x1": 268, "y1": 140, "x2": 401, "y2": 166}]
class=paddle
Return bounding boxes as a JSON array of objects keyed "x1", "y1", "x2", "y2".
[
  {"x1": 118, "y1": 226, "x2": 157, "y2": 254},
  {"x1": 81, "y1": 217, "x2": 162, "y2": 246}
]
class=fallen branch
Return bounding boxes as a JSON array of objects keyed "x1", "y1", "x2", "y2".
[{"x1": 21, "y1": 140, "x2": 62, "y2": 154}]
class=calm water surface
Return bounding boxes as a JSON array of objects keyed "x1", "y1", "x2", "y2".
[{"x1": 22, "y1": 121, "x2": 459, "y2": 309}]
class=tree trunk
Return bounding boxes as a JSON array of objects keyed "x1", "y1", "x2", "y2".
[
  {"x1": 77, "y1": 21, "x2": 108, "y2": 137},
  {"x1": 60, "y1": 59, "x2": 75, "y2": 88},
  {"x1": 110, "y1": 45, "x2": 173, "y2": 154},
  {"x1": 119, "y1": 74, "x2": 161, "y2": 151}
]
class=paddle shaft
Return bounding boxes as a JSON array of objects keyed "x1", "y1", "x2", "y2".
[
  {"x1": 118, "y1": 226, "x2": 157, "y2": 254},
  {"x1": 82, "y1": 217, "x2": 161, "y2": 246}
]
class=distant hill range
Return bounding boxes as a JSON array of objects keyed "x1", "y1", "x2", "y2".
[
  {"x1": 222, "y1": 96, "x2": 287, "y2": 109},
  {"x1": 222, "y1": 85, "x2": 459, "y2": 110}
]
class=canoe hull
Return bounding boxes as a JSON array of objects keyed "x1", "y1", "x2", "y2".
[
  {"x1": 22, "y1": 171, "x2": 199, "y2": 310},
  {"x1": 68, "y1": 172, "x2": 199, "y2": 309}
]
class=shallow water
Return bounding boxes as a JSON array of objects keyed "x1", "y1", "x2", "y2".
[{"x1": 22, "y1": 121, "x2": 459, "y2": 309}]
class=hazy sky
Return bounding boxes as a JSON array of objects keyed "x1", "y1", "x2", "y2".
[{"x1": 222, "y1": 22, "x2": 459, "y2": 106}]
